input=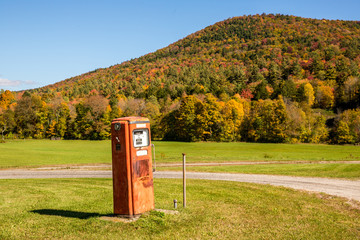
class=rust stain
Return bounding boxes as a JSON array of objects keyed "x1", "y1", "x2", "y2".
[
  {"x1": 142, "y1": 178, "x2": 153, "y2": 188},
  {"x1": 133, "y1": 160, "x2": 150, "y2": 178}
]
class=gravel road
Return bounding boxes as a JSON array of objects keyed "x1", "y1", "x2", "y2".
[{"x1": 1, "y1": 169, "x2": 359, "y2": 202}]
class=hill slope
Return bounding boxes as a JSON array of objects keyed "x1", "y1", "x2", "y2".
[
  {"x1": 2, "y1": 14, "x2": 360, "y2": 143},
  {"x1": 33, "y1": 14, "x2": 360, "y2": 106}
]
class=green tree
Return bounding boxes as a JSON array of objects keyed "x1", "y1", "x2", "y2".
[
  {"x1": 72, "y1": 103, "x2": 92, "y2": 139},
  {"x1": 278, "y1": 78, "x2": 297, "y2": 100},
  {"x1": 267, "y1": 62, "x2": 281, "y2": 84},
  {"x1": 0, "y1": 109, "x2": 15, "y2": 140},
  {"x1": 253, "y1": 81, "x2": 270, "y2": 100}
]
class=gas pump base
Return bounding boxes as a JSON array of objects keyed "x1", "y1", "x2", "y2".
[
  {"x1": 100, "y1": 209, "x2": 178, "y2": 223},
  {"x1": 100, "y1": 214, "x2": 141, "y2": 223},
  {"x1": 114, "y1": 214, "x2": 142, "y2": 219}
]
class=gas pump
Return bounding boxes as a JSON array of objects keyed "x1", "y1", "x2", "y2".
[{"x1": 111, "y1": 117, "x2": 154, "y2": 216}]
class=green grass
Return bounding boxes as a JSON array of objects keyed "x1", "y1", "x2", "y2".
[
  {"x1": 0, "y1": 139, "x2": 111, "y2": 168},
  {"x1": 161, "y1": 163, "x2": 360, "y2": 179},
  {"x1": 1, "y1": 140, "x2": 360, "y2": 169},
  {"x1": 0, "y1": 178, "x2": 359, "y2": 239},
  {"x1": 154, "y1": 141, "x2": 360, "y2": 163}
]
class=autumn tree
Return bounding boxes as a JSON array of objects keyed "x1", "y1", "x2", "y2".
[
  {"x1": 174, "y1": 95, "x2": 203, "y2": 141},
  {"x1": 303, "y1": 83, "x2": 315, "y2": 107},
  {"x1": 121, "y1": 98, "x2": 146, "y2": 116},
  {"x1": 332, "y1": 109, "x2": 360, "y2": 144},
  {"x1": 334, "y1": 121, "x2": 354, "y2": 144},
  {"x1": 143, "y1": 96, "x2": 161, "y2": 121},
  {"x1": 220, "y1": 98, "x2": 245, "y2": 141},
  {"x1": 34, "y1": 99, "x2": 50, "y2": 139},
  {"x1": 196, "y1": 93, "x2": 223, "y2": 141},
  {"x1": 14, "y1": 95, "x2": 46, "y2": 138},
  {"x1": 315, "y1": 84, "x2": 335, "y2": 109},
  {"x1": 283, "y1": 99, "x2": 306, "y2": 142},
  {"x1": 47, "y1": 100, "x2": 71, "y2": 139},
  {"x1": 81, "y1": 94, "x2": 111, "y2": 139},
  {"x1": 299, "y1": 114, "x2": 328, "y2": 143},
  {"x1": 0, "y1": 90, "x2": 15, "y2": 110},
  {"x1": 72, "y1": 103, "x2": 92, "y2": 139},
  {"x1": 242, "y1": 97, "x2": 288, "y2": 143}
]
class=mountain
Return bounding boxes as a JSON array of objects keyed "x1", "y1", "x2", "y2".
[
  {"x1": 2, "y1": 14, "x2": 360, "y2": 143},
  {"x1": 32, "y1": 14, "x2": 360, "y2": 105}
]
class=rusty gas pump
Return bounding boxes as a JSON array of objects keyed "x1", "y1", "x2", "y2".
[{"x1": 111, "y1": 117, "x2": 154, "y2": 217}]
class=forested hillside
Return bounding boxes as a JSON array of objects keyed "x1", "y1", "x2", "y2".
[{"x1": 1, "y1": 14, "x2": 360, "y2": 143}]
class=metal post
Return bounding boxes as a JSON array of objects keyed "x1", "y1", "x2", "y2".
[
  {"x1": 182, "y1": 153, "x2": 186, "y2": 208},
  {"x1": 152, "y1": 143, "x2": 156, "y2": 172}
]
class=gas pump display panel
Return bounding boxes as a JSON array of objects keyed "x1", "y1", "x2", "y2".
[{"x1": 133, "y1": 129, "x2": 149, "y2": 148}]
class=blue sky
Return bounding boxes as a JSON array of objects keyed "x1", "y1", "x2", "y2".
[{"x1": 1, "y1": 0, "x2": 359, "y2": 91}]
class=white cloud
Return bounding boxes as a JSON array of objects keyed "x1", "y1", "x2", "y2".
[
  {"x1": 0, "y1": 78, "x2": 21, "y2": 87},
  {"x1": 0, "y1": 78, "x2": 35, "y2": 87}
]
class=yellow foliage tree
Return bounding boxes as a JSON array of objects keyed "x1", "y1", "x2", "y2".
[
  {"x1": 0, "y1": 90, "x2": 15, "y2": 110},
  {"x1": 304, "y1": 83, "x2": 315, "y2": 107},
  {"x1": 315, "y1": 84, "x2": 334, "y2": 109},
  {"x1": 220, "y1": 99, "x2": 244, "y2": 141}
]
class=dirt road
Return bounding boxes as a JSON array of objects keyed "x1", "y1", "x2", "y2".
[{"x1": 1, "y1": 168, "x2": 359, "y2": 202}]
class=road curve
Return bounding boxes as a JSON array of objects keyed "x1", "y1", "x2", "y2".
[{"x1": 0, "y1": 169, "x2": 359, "y2": 202}]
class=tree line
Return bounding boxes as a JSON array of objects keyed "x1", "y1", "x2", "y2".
[{"x1": 1, "y1": 89, "x2": 359, "y2": 144}]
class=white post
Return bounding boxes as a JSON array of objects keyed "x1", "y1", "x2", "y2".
[{"x1": 182, "y1": 153, "x2": 186, "y2": 208}]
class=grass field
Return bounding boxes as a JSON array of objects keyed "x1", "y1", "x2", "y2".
[
  {"x1": 162, "y1": 163, "x2": 360, "y2": 179},
  {"x1": 1, "y1": 140, "x2": 360, "y2": 169},
  {"x1": 0, "y1": 178, "x2": 359, "y2": 239},
  {"x1": 154, "y1": 141, "x2": 360, "y2": 163},
  {"x1": 0, "y1": 140, "x2": 111, "y2": 168}
]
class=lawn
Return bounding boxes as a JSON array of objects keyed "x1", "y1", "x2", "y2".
[
  {"x1": 0, "y1": 140, "x2": 111, "y2": 168},
  {"x1": 0, "y1": 178, "x2": 359, "y2": 239},
  {"x1": 154, "y1": 141, "x2": 360, "y2": 163},
  {"x1": 1, "y1": 140, "x2": 360, "y2": 169},
  {"x1": 162, "y1": 163, "x2": 360, "y2": 179}
]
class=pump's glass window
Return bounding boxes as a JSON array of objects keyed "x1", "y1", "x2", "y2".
[{"x1": 133, "y1": 129, "x2": 149, "y2": 147}]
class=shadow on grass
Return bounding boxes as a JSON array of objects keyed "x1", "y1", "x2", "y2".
[{"x1": 30, "y1": 209, "x2": 107, "y2": 219}]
